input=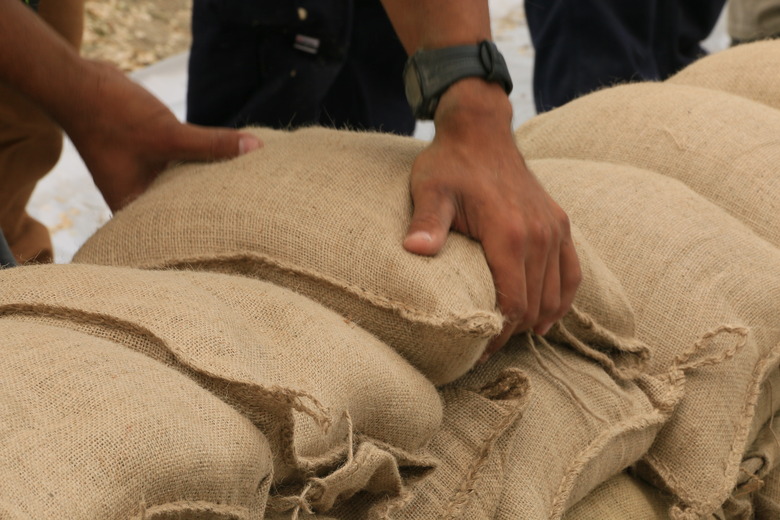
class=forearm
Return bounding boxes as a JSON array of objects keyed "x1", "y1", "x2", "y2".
[
  {"x1": 380, "y1": 0, "x2": 513, "y2": 129},
  {"x1": 38, "y1": 0, "x2": 85, "y2": 48},
  {"x1": 379, "y1": 0, "x2": 492, "y2": 51},
  {"x1": 0, "y1": 0, "x2": 94, "y2": 131}
]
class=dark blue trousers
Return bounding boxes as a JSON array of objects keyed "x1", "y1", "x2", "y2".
[
  {"x1": 187, "y1": 0, "x2": 414, "y2": 135},
  {"x1": 525, "y1": 0, "x2": 726, "y2": 112}
]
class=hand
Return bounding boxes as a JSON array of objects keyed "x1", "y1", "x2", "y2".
[
  {"x1": 61, "y1": 60, "x2": 262, "y2": 212},
  {"x1": 403, "y1": 79, "x2": 581, "y2": 358}
]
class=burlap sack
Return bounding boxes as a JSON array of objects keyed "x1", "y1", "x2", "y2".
[
  {"x1": 517, "y1": 80, "x2": 780, "y2": 251},
  {"x1": 561, "y1": 472, "x2": 673, "y2": 520},
  {"x1": 717, "y1": 369, "x2": 780, "y2": 519},
  {"x1": 756, "y1": 463, "x2": 780, "y2": 519},
  {"x1": 0, "y1": 263, "x2": 442, "y2": 513},
  {"x1": 0, "y1": 319, "x2": 273, "y2": 519},
  {"x1": 74, "y1": 127, "x2": 649, "y2": 388},
  {"x1": 520, "y1": 157, "x2": 780, "y2": 519},
  {"x1": 73, "y1": 127, "x2": 500, "y2": 384},
  {"x1": 274, "y1": 328, "x2": 679, "y2": 520},
  {"x1": 668, "y1": 40, "x2": 780, "y2": 110}
]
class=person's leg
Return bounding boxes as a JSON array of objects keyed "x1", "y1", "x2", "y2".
[
  {"x1": 729, "y1": 0, "x2": 780, "y2": 43},
  {"x1": 187, "y1": 0, "x2": 353, "y2": 129},
  {"x1": 525, "y1": 0, "x2": 663, "y2": 112},
  {"x1": 0, "y1": 229, "x2": 15, "y2": 268},
  {"x1": 669, "y1": 0, "x2": 726, "y2": 72},
  {"x1": 318, "y1": 0, "x2": 415, "y2": 135},
  {"x1": 0, "y1": 0, "x2": 83, "y2": 264}
]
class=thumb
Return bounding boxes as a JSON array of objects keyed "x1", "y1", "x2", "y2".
[
  {"x1": 403, "y1": 186, "x2": 455, "y2": 256},
  {"x1": 172, "y1": 125, "x2": 263, "y2": 162}
]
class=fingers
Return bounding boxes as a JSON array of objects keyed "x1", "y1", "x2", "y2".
[
  {"x1": 480, "y1": 209, "x2": 580, "y2": 360},
  {"x1": 171, "y1": 125, "x2": 263, "y2": 163},
  {"x1": 403, "y1": 183, "x2": 456, "y2": 257}
]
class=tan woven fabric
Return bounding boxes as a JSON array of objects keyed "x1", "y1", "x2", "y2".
[
  {"x1": 0, "y1": 319, "x2": 273, "y2": 519},
  {"x1": 756, "y1": 464, "x2": 780, "y2": 518},
  {"x1": 516, "y1": 157, "x2": 780, "y2": 519},
  {"x1": 74, "y1": 127, "x2": 500, "y2": 385},
  {"x1": 74, "y1": 126, "x2": 644, "y2": 386},
  {"x1": 275, "y1": 331, "x2": 678, "y2": 520},
  {"x1": 669, "y1": 40, "x2": 780, "y2": 110},
  {"x1": 0, "y1": 264, "x2": 442, "y2": 513},
  {"x1": 518, "y1": 81, "x2": 780, "y2": 252},
  {"x1": 561, "y1": 472, "x2": 673, "y2": 520}
]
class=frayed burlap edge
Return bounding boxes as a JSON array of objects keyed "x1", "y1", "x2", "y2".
[
  {"x1": 639, "y1": 326, "x2": 780, "y2": 519},
  {"x1": 368, "y1": 368, "x2": 531, "y2": 520},
  {"x1": 118, "y1": 252, "x2": 504, "y2": 338},
  {"x1": 1, "y1": 306, "x2": 436, "y2": 516},
  {"x1": 549, "y1": 305, "x2": 651, "y2": 381}
]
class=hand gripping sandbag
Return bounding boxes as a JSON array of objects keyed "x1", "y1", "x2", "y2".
[
  {"x1": 73, "y1": 127, "x2": 501, "y2": 385},
  {"x1": 0, "y1": 320, "x2": 273, "y2": 520},
  {"x1": 527, "y1": 158, "x2": 780, "y2": 519},
  {"x1": 72, "y1": 127, "x2": 647, "y2": 386},
  {"x1": 0, "y1": 264, "x2": 442, "y2": 514},
  {"x1": 668, "y1": 39, "x2": 780, "y2": 111},
  {"x1": 516, "y1": 80, "x2": 780, "y2": 251}
]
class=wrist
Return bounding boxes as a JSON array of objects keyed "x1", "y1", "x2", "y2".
[{"x1": 433, "y1": 78, "x2": 514, "y2": 139}]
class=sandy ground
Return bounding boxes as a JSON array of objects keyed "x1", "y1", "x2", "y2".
[
  {"x1": 82, "y1": 0, "x2": 191, "y2": 71},
  {"x1": 30, "y1": 1, "x2": 728, "y2": 263}
]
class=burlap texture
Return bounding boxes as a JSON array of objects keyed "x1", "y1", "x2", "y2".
[
  {"x1": 73, "y1": 126, "x2": 646, "y2": 386},
  {"x1": 756, "y1": 463, "x2": 780, "y2": 518},
  {"x1": 561, "y1": 472, "x2": 673, "y2": 520},
  {"x1": 718, "y1": 369, "x2": 780, "y2": 519},
  {"x1": 0, "y1": 263, "x2": 442, "y2": 513},
  {"x1": 518, "y1": 157, "x2": 780, "y2": 518},
  {"x1": 668, "y1": 40, "x2": 780, "y2": 110},
  {"x1": 275, "y1": 330, "x2": 678, "y2": 520},
  {"x1": 0, "y1": 319, "x2": 273, "y2": 519},
  {"x1": 74, "y1": 127, "x2": 500, "y2": 384},
  {"x1": 518, "y1": 80, "x2": 780, "y2": 252}
]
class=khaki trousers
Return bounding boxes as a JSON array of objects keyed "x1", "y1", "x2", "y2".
[
  {"x1": 729, "y1": 0, "x2": 780, "y2": 41},
  {"x1": 0, "y1": 0, "x2": 83, "y2": 264}
]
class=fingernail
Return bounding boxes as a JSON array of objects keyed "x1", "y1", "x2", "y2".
[
  {"x1": 239, "y1": 135, "x2": 262, "y2": 155},
  {"x1": 406, "y1": 231, "x2": 433, "y2": 243},
  {"x1": 535, "y1": 323, "x2": 552, "y2": 336}
]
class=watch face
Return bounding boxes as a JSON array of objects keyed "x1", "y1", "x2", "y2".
[{"x1": 403, "y1": 59, "x2": 423, "y2": 114}]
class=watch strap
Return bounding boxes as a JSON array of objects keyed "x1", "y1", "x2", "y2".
[{"x1": 407, "y1": 40, "x2": 513, "y2": 119}]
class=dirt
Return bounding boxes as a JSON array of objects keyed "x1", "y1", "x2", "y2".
[{"x1": 82, "y1": 0, "x2": 192, "y2": 72}]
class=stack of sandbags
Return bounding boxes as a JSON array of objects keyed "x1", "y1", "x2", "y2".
[
  {"x1": 515, "y1": 39, "x2": 780, "y2": 519},
  {"x1": 0, "y1": 264, "x2": 445, "y2": 517},
  {"x1": 11, "y1": 40, "x2": 780, "y2": 518},
  {"x1": 64, "y1": 125, "x2": 670, "y2": 519},
  {"x1": 0, "y1": 319, "x2": 274, "y2": 519}
]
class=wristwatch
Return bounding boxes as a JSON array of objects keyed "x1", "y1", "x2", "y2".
[{"x1": 403, "y1": 40, "x2": 513, "y2": 120}]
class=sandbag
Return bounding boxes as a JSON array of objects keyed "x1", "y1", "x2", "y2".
[
  {"x1": 523, "y1": 157, "x2": 780, "y2": 519},
  {"x1": 669, "y1": 40, "x2": 780, "y2": 110},
  {"x1": 73, "y1": 126, "x2": 647, "y2": 386},
  {"x1": 561, "y1": 472, "x2": 673, "y2": 520},
  {"x1": 73, "y1": 127, "x2": 500, "y2": 385},
  {"x1": 517, "y1": 81, "x2": 780, "y2": 251},
  {"x1": 0, "y1": 319, "x2": 273, "y2": 520},
  {"x1": 0, "y1": 263, "x2": 442, "y2": 513},
  {"x1": 276, "y1": 330, "x2": 678, "y2": 520},
  {"x1": 718, "y1": 369, "x2": 780, "y2": 519}
]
